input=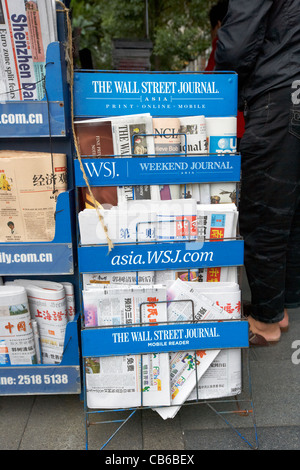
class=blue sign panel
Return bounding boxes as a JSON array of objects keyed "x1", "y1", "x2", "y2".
[
  {"x1": 78, "y1": 240, "x2": 244, "y2": 273},
  {"x1": 74, "y1": 71, "x2": 238, "y2": 117},
  {"x1": 0, "y1": 243, "x2": 73, "y2": 275},
  {"x1": 74, "y1": 154, "x2": 241, "y2": 187},
  {"x1": 0, "y1": 191, "x2": 74, "y2": 276},
  {"x1": 0, "y1": 365, "x2": 81, "y2": 395},
  {"x1": 81, "y1": 320, "x2": 249, "y2": 358},
  {"x1": 0, "y1": 101, "x2": 66, "y2": 138},
  {"x1": 0, "y1": 43, "x2": 66, "y2": 138}
]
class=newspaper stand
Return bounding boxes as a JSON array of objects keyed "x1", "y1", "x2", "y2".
[
  {"x1": 73, "y1": 70, "x2": 258, "y2": 449},
  {"x1": 0, "y1": 4, "x2": 81, "y2": 396}
]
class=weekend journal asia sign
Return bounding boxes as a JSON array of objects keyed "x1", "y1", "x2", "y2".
[
  {"x1": 73, "y1": 71, "x2": 238, "y2": 117},
  {"x1": 74, "y1": 155, "x2": 241, "y2": 187}
]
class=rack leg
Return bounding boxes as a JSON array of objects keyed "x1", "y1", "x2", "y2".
[{"x1": 99, "y1": 409, "x2": 137, "y2": 450}]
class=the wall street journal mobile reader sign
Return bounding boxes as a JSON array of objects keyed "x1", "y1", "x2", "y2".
[
  {"x1": 81, "y1": 320, "x2": 249, "y2": 358},
  {"x1": 73, "y1": 71, "x2": 238, "y2": 118}
]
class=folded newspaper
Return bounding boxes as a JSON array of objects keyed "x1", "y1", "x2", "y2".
[
  {"x1": 75, "y1": 114, "x2": 159, "y2": 202},
  {"x1": 0, "y1": 285, "x2": 37, "y2": 365},
  {"x1": 0, "y1": 150, "x2": 67, "y2": 242},
  {"x1": 78, "y1": 199, "x2": 198, "y2": 245},
  {"x1": 179, "y1": 115, "x2": 209, "y2": 203},
  {"x1": 82, "y1": 271, "x2": 155, "y2": 288},
  {"x1": 154, "y1": 266, "x2": 238, "y2": 284},
  {"x1": 153, "y1": 279, "x2": 238, "y2": 419},
  {"x1": 82, "y1": 284, "x2": 171, "y2": 409},
  {"x1": 196, "y1": 203, "x2": 238, "y2": 241},
  {"x1": 5, "y1": 279, "x2": 71, "y2": 364},
  {"x1": 0, "y1": 0, "x2": 57, "y2": 101},
  {"x1": 186, "y1": 281, "x2": 241, "y2": 403},
  {"x1": 153, "y1": 117, "x2": 181, "y2": 201}
]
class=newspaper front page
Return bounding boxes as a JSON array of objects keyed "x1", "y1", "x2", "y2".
[
  {"x1": 112, "y1": 114, "x2": 159, "y2": 202},
  {"x1": 179, "y1": 115, "x2": 208, "y2": 202},
  {"x1": 83, "y1": 285, "x2": 171, "y2": 409},
  {"x1": 196, "y1": 203, "x2": 238, "y2": 241},
  {"x1": 6, "y1": 279, "x2": 69, "y2": 364},
  {"x1": 153, "y1": 117, "x2": 181, "y2": 200},
  {"x1": 183, "y1": 281, "x2": 242, "y2": 402},
  {"x1": 0, "y1": 0, "x2": 56, "y2": 100},
  {"x1": 82, "y1": 271, "x2": 155, "y2": 288},
  {"x1": 0, "y1": 150, "x2": 67, "y2": 242},
  {"x1": 154, "y1": 279, "x2": 234, "y2": 419},
  {"x1": 0, "y1": 285, "x2": 37, "y2": 364}
]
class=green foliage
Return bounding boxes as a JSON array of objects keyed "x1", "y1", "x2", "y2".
[{"x1": 70, "y1": 0, "x2": 215, "y2": 70}]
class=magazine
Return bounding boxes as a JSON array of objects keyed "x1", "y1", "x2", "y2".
[{"x1": 74, "y1": 120, "x2": 114, "y2": 157}]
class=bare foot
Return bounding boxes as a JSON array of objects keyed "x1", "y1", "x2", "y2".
[
  {"x1": 278, "y1": 309, "x2": 289, "y2": 331},
  {"x1": 247, "y1": 315, "x2": 281, "y2": 343}
]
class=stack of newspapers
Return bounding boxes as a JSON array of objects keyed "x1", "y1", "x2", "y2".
[
  {"x1": 82, "y1": 279, "x2": 242, "y2": 413},
  {"x1": 0, "y1": 150, "x2": 67, "y2": 243},
  {"x1": 0, "y1": 0, "x2": 57, "y2": 101},
  {"x1": 0, "y1": 279, "x2": 75, "y2": 365},
  {"x1": 75, "y1": 112, "x2": 237, "y2": 208},
  {"x1": 78, "y1": 200, "x2": 238, "y2": 245},
  {"x1": 79, "y1": 198, "x2": 203, "y2": 244}
]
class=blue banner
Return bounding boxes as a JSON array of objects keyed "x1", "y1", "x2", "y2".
[
  {"x1": 78, "y1": 239, "x2": 244, "y2": 273},
  {"x1": 74, "y1": 154, "x2": 241, "y2": 187},
  {"x1": 0, "y1": 101, "x2": 66, "y2": 138},
  {"x1": 0, "y1": 243, "x2": 73, "y2": 275},
  {"x1": 74, "y1": 71, "x2": 238, "y2": 117},
  {"x1": 0, "y1": 43, "x2": 66, "y2": 138},
  {"x1": 0, "y1": 365, "x2": 81, "y2": 395},
  {"x1": 81, "y1": 320, "x2": 249, "y2": 358},
  {"x1": 0, "y1": 192, "x2": 74, "y2": 276}
]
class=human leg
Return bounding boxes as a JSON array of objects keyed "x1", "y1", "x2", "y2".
[{"x1": 239, "y1": 87, "x2": 300, "y2": 340}]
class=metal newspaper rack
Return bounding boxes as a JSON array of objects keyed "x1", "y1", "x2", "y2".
[
  {"x1": 0, "y1": 4, "x2": 81, "y2": 396},
  {"x1": 73, "y1": 70, "x2": 258, "y2": 450}
]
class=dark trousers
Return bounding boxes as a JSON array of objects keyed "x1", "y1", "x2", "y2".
[{"x1": 239, "y1": 84, "x2": 300, "y2": 323}]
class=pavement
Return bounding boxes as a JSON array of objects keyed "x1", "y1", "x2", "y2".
[{"x1": 1, "y1": 269, "x2": 300, "y2": 451}]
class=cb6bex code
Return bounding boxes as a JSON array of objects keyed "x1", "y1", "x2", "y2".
[{"x1": 148, "y1": 454, "x2": 194, "y2": 465}]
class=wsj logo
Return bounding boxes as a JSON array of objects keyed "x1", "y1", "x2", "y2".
[
  {"x1": 84, "y1": 161, "x2": 116, "y2": 179},
  {"x1": 291, "y1": 80, "x2": 300, "y2": 105}
]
